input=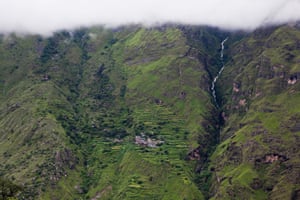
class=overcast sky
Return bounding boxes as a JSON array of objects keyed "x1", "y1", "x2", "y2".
[{"x1": 1, "y1": 0, "x2": 300, "y2": 35}]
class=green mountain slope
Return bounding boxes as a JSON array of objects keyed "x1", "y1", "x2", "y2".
[
  {"x1": 211, "y1": 24, "x2": 300, "y2": 199},
  {"x1": 77, "y1": 26, "x2": 211, "y2": 200},
  {"x1": 0, "y1": 26, "x2": 222, "y2": 199},
  {"x1": 0, "y1": 24, "x2": 299, "y2": 200},
  {"x1": 0, "y1": 32, "x2": 88, "y2": 199}
]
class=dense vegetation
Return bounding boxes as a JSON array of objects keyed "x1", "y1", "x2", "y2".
[{"x1": 0, "y1": 23, "x2": 299, "y2": 200}]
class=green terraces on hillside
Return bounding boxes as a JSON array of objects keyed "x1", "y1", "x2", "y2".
[
  {"x1": 0, "y1": 26, "x2": 220, "y2": 200},
  {"x1": 0, "y1": 24, "x2": 300, "y2": 200}
]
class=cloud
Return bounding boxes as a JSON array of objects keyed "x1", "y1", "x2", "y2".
[{"x1": 0, "y1": 0, "x2": 300, "y2": 35}]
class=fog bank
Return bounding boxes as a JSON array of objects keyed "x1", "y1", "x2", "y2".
[{"x1": 0, "y1": 0, "x2": 300, "y2": 34}]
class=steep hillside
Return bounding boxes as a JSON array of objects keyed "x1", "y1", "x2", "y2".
[
  {"x1": 76, "y1": 26, "x2": 214, "y2": 200},
  {"x1": 0, "y1": 26, "x2": 223, "y2": 199},
  {"x1": 211, "y1": 24, "x2": 300, "y2": 199},
  {"x1": 0, "y1": 32, "x2": 89, "y2": 199},
  {"x1": 1, "y1": 24, "x2": 299, "y2": 200}
]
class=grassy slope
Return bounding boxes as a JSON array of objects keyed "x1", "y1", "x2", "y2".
[
  {"x1": 3, "y1": 24, "x2": 299, "y2": 200},
  {"x1": 0, "y1": 26, "x2": 220, "y2": 200},
  {"x1": 78, "y1": 26, "x2": 217, "y2": 200},
  {"x1": 0, "y1": 34, "x2": 85, "y2": 199},
  {"x1": 211, "y1": 25, "x2": 300, "y2": 199}
]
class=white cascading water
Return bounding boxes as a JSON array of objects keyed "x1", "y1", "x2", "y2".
[{"x1": 211, "y1": 37, "x2": 228, "y2": 107}]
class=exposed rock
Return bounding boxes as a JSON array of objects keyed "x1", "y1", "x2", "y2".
[
  {"x1": 113, "y1": 138, "x2": 123, "y2": 143},
  {"x1": 179, "y1": 91, "x2": 187, "y2": 99},
  {"x1": 221, "y1": 112, "x2": 228, "y2": 122},
  {"x1": 239, "y1": 99, "x2": 247, "y2": 106},
  {"x1": 255, "y1": 153, "x2": 288, "y2": 164},
  {"x1": 265, "y1": 154, "x2": 279, "y2": 163},
  {"x1": 41, "y1": 74, "x2": 50, "y2": 81},
  {"x1": 288, "y1": 75, "x2": 297, "y2": 85},
  {"x1": 45, "y1": 149, "x2": 79, "y2": 184},
  {"x1": 187, "y1": 147, "x2": 201, "y2": 161},
  {"x1": 154, "y1": 98, "x2": 163, "y2": 105},
  {"x1": 233, "y1": 83, "x2": 240, "y2": 93},
  {"x1": 255, "y1": 91, "x2": 262, "y2": 98},
  {"x1": 55, "y1": 148, "x2": 77, "y2": 170}
]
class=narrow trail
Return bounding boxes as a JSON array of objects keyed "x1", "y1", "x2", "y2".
[{"x1": 211, "y1": 38, "x2": 228, "y2": 108}]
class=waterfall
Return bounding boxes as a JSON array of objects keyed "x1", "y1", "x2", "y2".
[{"x1": 211, "y1": 38, "x2": 228, "y2": 107}]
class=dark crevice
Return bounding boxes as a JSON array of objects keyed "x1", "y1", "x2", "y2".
[{"x1": 183, "y1": 27, "x2": 231, "y2": 199}]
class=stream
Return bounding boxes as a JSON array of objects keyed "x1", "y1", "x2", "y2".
[{"x1": 211, "y1": 37, "x2": 228, "y2": 107}]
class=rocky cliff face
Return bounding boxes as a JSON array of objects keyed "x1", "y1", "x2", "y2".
[{"x1": 0, "y1": 24, "x2": 299, "y2": 200}]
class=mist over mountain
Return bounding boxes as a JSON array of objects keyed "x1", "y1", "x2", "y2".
[
  {"x1": 0, "y1": 22, "x2": 299, "y2": 200},
  {"x1": 1, "y1": 0, "x2": 300, "y2": 35},
  {"x1": 1, "y1": 1, "x2": 300, "y2": 199}
]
